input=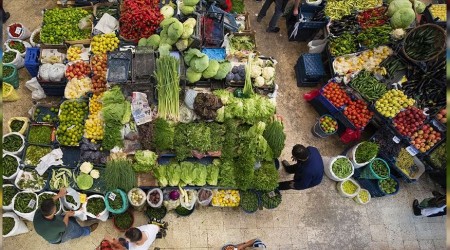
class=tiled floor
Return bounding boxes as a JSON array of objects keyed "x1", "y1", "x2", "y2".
[{"x1": 2, "y1": 0, "x2": 446, "y2": 249}]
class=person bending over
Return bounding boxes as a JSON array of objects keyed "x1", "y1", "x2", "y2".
[
  {"x1": 125, "y1": 225, "x2": 161, "y2": 250},
  {"x1": 278, "y1": 144, "x2": 324, "y2": 190}
]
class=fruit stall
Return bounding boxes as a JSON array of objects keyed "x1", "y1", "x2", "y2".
[
  {"x1": 301, "y1": 0, "x2": 446, "y2": 200},
  {"x1": 2, "y1": 0, "x2": 286, "y2": 236}
]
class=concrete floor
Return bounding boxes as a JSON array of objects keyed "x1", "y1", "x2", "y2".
[{"x1": 2, "y1": 0, "x2": 446, "y2": 249}]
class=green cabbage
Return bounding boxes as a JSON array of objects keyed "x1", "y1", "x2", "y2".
[
  {"x1": 213, "y1": 61, "x2": 232, "y2": 80},
  {"x1": 183, "y1": 18, "x2": 197, "y2": 28},
  {"x1": 160, "y1": 17, "x2": 178, "y2": 29},
  {"x1": 175, "y1": 39, "x2": 189, "y2": 52},
  {"x1": 167, "y1": 163, "x2": 181, "y2": 186},
  {"x1": 190, "y1": 54, "x2": 209, "y2": 73},
  {"x1": 133, "y1": 150, "x2": 158, "y2": 173},
  {"x1": 183, "y1": 0, "x2": 200, "y2": 6},
  {"x1": 138, "y1": 38, "x2": 147, "y2": 46},
  {"x1": 147, "y1": 34, "x2": 160, "y2": 49},
  {"x1": 202, "y1": 60, "x2": 220, "y2": 78},
  {"x1": 181, "y1": 26, "x2": 194, "y2": 39},
  {"x1": 387, "y1": 0, "x2": 412, "y2": 17},
  {"x1": 153, "y1": 165, "x2": 168, "y2": 187},
  {"x1": 192, "y1": 164, "x2": 207, "y2": 186},
  {"x1": 180, "y1": 162, "x2": 196, "y2": 185},
  {"x1": 160, "y1": 5, "x2": 175, "y2": 18},
  {"x1": 186, "y1": 67, "x2": 202, "y2": 83},
  {"x1": 76, "y1": 173, "x2": 94, "y2": 190},
  {"x1": 414, "y1": 0, "x2": 425, "y2": 13},
  {"x1": 181, "y1": 5, "x2": 195, "y2": 15},
  {"x1": 168, "y1": 20, "x2": 184, "y2": 40},
  {"x1": 391, "y1": 8, "x2": 415, "y2": 28}
]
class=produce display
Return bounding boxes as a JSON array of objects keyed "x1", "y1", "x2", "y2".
[
  {"x1": 16, "y1": 170, "x2": 47, "y2": 191},
  {"x1": 65, "y1": 77, "x2": 92, "y2": 99},
  {"x1": 67, "y1": 46, "x2": 83, "y2": 61},
  {"x1": 6, "y1": 40, "x2": 26, "y2": 53},
  {"x1": 355, "y1": 142, "x2": 379, "y2": 164},
  {"x1": 87, "y1": 197, "x2": 106, "y2": 215},
  {"x1": 249, "y1": 57, "x2": 275, "y2": 88},
  {"x1": 239, "y1": 191, "x2": 259, "y2": 213},
  {"x1": 197, "y1": 189, "x2": 213, "y2": 204},
  {"x1": 379, "y1": 177, "x2": 397, "y2": 194},
  {"x1": 329, "y1": 15, "x2": 358, "y2": 37},
  {"x1": 3, "y1": 217, "x2": 14, "y2": 236},
  {"x1": 252, "y1": 161, "x2": 279, "y2": 191},
  {"x1": 175, "y1": 205, "x2": 193, "y2": 216},
  {"x1": 50, "y1": 168, "x2": 73, "y2": 190},
  {"x1": 57, "y1": 101, "x2": 89, "y2": 146},
  {"x1": 371, "y1": 159, "x2": 389, "y2": 178},
  {"x1": 105, "y1": 159, "x2": 136, "y2": 192},
  {"x1": 429, "y1": 4, "x2": 446, "y2": 21},
  {"x1": 80, "y1": 139, "x2": 108, "y2": 165},
  {"x1": 340, "y1": 180, "x2": 358, "y2": 195},
  {"x1": 85, "y1": 93, "x2": 104, "y2": 141},
  {"x1": 101, "y1": 87, "x2": 130, "y2": 150},
  {"x1": 355, "y1": 189, "x2": 370, "y2": 203},
  {"x1": 90, "y1": 54, "x2": 108, "y2": 93},
  {"x1": 132, "y1": 150, "x2": 158, "y2": 173},
  {"x1": 14, "y1": 192, "x2": 37, "y2": 213},
  {"x1": 357, "y1": 7, "x2": 388, "y2": 29},
  {"x1": 343, "y1": 100, "x2": 373, "y2": 129},
  {"x1": 410, "y1": 124, "x2": 442, "y2": 153},
  {"x1": 41, "y1": 8, "x2": 92, "y2": 44},
  {"x1": 3, "y1": 155, "x2": 18, "y2": 177},
  {"x1": 33, "y1": 107, "x2": 59, "y2": 123},
  {"x1": 322, "y1": 82, "x2": 351, "y2": 108},
  {"x1": 28, "y1": 125, "x2": 53, "y2": 145},
  {"x1": 3, "y1": 133, "x2": 23, "y2": 152},
  {"x1": 91, "y1": 33, "x2": 120, "y2": 55},
  {"x1": 379, "y1": 56, "x2": 406, "y2": 78},
  {"x1": 211, "y1": 190, "x2": 240, "y2": 207},
  {"x1": 428, "y1": 143, "x2": 445, "y2": 169},
  {"x1": 3, "y1": 51, "x2": 16, "y2": 64},
  {"x1": 404, "y1": 26, "x2": 445, "y2": 61},
  {"x1": 332, "y1": 157, "x2": 353, "y2": 179},
  {"x1": 108, "y1": 191, "x2": 123, "y2": 210},
  {"x1": 230, "y1": 36, "x2": 256, "y2": 52},
  {"x1": 319, "y1": 116, "x2": 338, "y2": 134},
  {"x1": 155, "y1": 55, "x2": 180, "y2": 121},
  {"x1": 3, "y1": 186, "x2": 18, "y2": 207},
  {"x1": 114, "y1": 212, "x2": 133, "y2": 230},
  {"x1": 262, "y1": 118, "x2": 285, "y2": 158},
  {"x1": 325, "y1": 0, "x2": 381, "y2": 20},
  {"x1": 372, "y1": 127, "x2": 402, "y2": 158},
  {"x1": 145, "y1": 206, "x2": 167, "y2": 220},
  {"x1": 393, "y1": 107, "x2": 426, "y2": 137},
  {"x1": 129, "y1": 189, "x2": 146, "y2": 206},
  {"x1": 120, "y1": 0, "x2": 163, "y2": 41},
  {"x1": 24, "y1": 145, "x2": 52, "y2": 166},
  {"x1": 387, "y1": 0, "x2": 417, "y2": 29},
  {"x1": 436, "y1": 109, "x2": 446, "y2": 124},
  {"x1": 9, "y1": 119, "x2": 25, "y2": 133},
  {"x1": 329, "y1": 32, "x2": 357, "y2": 57},
  {"x1": 65, "y1": 61, "x2": 91, "y2": 80},
  {"x1": 260, "y1": 191, "x2": 282, "y2": 209},
  {"x1": 349, "y1": 71, "x2": 387, "y2": 101},
  {"x1": 356, "y1": 25, "x2": 392, "y2": 50},
  {"x1": 148, "y1": 190, "x2": 161, "y2": 205},
  {"x1": 333, "y1": 46, "x2": 393, "y2": 75},
  {"x1": 396, "y1": 148, "x2": 418, "y2": 177},
  {"x1": 375, "y1": 90, "x2": 415, "y2": 118}
]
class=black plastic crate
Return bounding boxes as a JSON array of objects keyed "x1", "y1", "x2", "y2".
[
  {"x1": 294, "y1": 62, "x2": 321, "y2": 87},
  {"x1": 38, "y1": 79, "x2": 68, "y2": 97},
  {"x1": 297, "y1": 53, "x2": 326, "y2": 81},
  {"x1": 296, "y1": 3, "x2": 329, "y2": 29},
  {"x1": 58, "y1": 146, "x2": 81, "y2": 168},
  {"x1": 30, "y1": 103, "x2": 60, "y2": 123},
  {"x1": 202, "y1": 12, "x2": 225, "y2": 47},
  {"x1": 71, "y1": 165, "x2": 107, "y2": 194},
  {"x1": 132, "y1": 47, "x2": 156, "y2": 83},
  {"x1": 107, "y1": 50, "x2": 133, "y2": 83},
  {"x1": 423, "y1": 4, "x2": 446, "y2": 28},
  {"x1": 26, "y1": 123, "x2": 56, "y2": 146}
]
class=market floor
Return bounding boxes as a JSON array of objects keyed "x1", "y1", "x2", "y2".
[{"x1": 2, "y1": 1, "x2": 446, "y2": 249}]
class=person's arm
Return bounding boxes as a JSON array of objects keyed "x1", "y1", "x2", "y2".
[
  {"x1": 236, "y1": 239, "x2": 256, "y2": 250},
  {"x1": 293, "y1": 0, "x2": 301, "y2": 16},
  {"x1": 292, "y1": 175, "x2": 312, "y2": 190},
  {"x1": 54, "y1": 188, "x2": 67, "y2": 201},
  {"x1": 63, "y1": 211, "x2": 75, "y2": 226}
]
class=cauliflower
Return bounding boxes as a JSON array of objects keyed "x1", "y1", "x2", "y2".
[
  {"x1": 250, "y1": 65, "x2": 262, "y2": 78},
  {"x1": 254, "y1": 76, "x2": 265, "y2": 87},
  {"x1": 80, "y1": 162, "x2": 93, "y2": 174},
  {"x1": 391, "y1": 29, "x2": 406, "y2": 40},
  {"x1": 262, "y1": 67, "x2": 275, "y2": 80},
  {"x1": 253, "y1": 58, "x2": 264, "y2": 66}
]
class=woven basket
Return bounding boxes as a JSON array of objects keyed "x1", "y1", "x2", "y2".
[{"x1": 402, "y1": 23, "x2": 445, "y2": 63}]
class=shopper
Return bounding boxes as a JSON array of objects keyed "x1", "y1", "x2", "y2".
[
  {"x1": 33, "y1": 188, "x2": 99, "y2": 244},
  {"x1": 278, "y1": 144, "x2": 324, "y2": 190},
  {"x1": 256, "y1": 0, "x2": 289, "y2": 33},
  {"x1": 1, "y1": 0, "x2": 10, "y2": 23},
  {"x1": 97, "y1": 236, "x2": 128, "y2": 250},
  {"x1": 125, "y1": 225, "x2": 161, "y2": 250},
  {"x1": 413, "y1": 191, "x2": 447, "y2": 217}
]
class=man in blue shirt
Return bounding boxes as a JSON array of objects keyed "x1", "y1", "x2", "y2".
[{"x1": 278, "y1": 144, "x2": 324, "y2": 190}]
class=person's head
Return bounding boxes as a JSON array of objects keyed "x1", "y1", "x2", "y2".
[
  {"x1": 292, "y1": 144, "x2": 309, "y2": 161},
  {"x1": 125, "y1": 228, "x2": 143, "y2": 243},
  {"x1": 41, "y1": 198, "x2": 57, "y2": 217}
]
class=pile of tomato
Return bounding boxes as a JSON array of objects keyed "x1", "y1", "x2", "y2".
[
  {"x1": 322, "y1": 82, "x2": 352, "y2": 108},
  {"x1": 343, "y1": 100, "x2": 373, "y2": 129}
]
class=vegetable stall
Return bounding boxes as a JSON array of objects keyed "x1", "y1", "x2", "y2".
[
  {"x1": 299, "y1": 0, "x2": 446, "y2": 200},
  {"x1": 2, "y1": 0, "x2": 283, "y2": 234}
]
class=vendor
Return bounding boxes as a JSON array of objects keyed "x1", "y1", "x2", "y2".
[
  {"x1": 33, "y1": 188, "x2": 99, "y2": 244},
  {"x1": 278, "y1": 144, "x2": 324, "y2": 190},
  {"x1": 125, "y1": 225, "x2": 161, "y2": 250}
]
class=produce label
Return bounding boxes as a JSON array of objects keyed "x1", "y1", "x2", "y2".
[
  {"x1": 27, "y1": 199, "x2": 36, "y2": 209},
  {"x1": 406, "y1": 146, "x2": 419, "y2": 156},
  {"x1": 108, "y1": 192, "x2": 116, "y2": 201},
  {"x1": 79, "y1": 194, "x2": 87, "y2": 204},
  {"x1": 268, "y1": 191, "x2": 276, "y2": 198},
  {"x1": 131, "y1": 92, "x2": 152, "y2": 125},
  {"x1": 392, "y1": 136, "x2": 400, "y2": 144},
  {"x1": 15, "y1": 27, "x2": 22, "y2": 35}
]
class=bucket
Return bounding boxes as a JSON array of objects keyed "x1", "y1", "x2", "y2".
[
  {"x1": 3, "y1": 64, "x2": 20, "y2": 89},
  {"x1": 346, "y1": 142, "x2": 374, "y2": 169},
  {"x1": 105, "y1": 189, "x2": 129, "y2": 214},
  {"x1": 312, "y1": 115, "x2": 338, "y2": 138},
  {"x1": 359, "y1": 158, "x2": 390, "y2": 180},
  {"x1": 112, "y1": 210, "x2": 135, "y2": 232},
  {"x1": 3, "y1": 50, "x2": 25, "y2": 69},
  {"x1": 3, "y1": 212, "x2": 30, "y2": 237},
  {"x1": 4, "y1": 39, "x2": 32, "y2": 57},
  {"x1": 324, "y1": 156, "x2": 354, "y2": 181},
  {"x1": 376, "y1": 175, "x2": 400, "y2": 196},
  {"x1": 336, "y1": 178, "x2": 360, "y2": 198},
  {"x1": 353, "y1": 189, "x2": 371, "y2": 205},
  {"x1": 7, "y1": 23, "x2": 32, "y2": 40}
]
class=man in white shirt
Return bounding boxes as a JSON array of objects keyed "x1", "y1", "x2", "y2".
[{"x1": 125, "y1": 225, "x2": 160, "y2": 250}]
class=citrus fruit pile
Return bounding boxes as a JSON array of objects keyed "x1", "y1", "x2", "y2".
[
  {"x1": 85, "y1": 93, "x2": 104, "y2": 142},
  {"x1": 67, "y1": 46, "x2": 83, "y2": 61},
  {"x1": 91, "y1": 33, "x2": 119, "y2": 55},
  {"x1": 57, "y1": 101, "x2": 89, "y2": 146},
  {"x1": 211, "y1": 190, "x2": 240, "y2": 207},
  {"x1": 375, "y1": 89, "x2": 415, "y2": 118},
  {"x1": 90, "y1": 54, "x2": 107, "y2": 93}
]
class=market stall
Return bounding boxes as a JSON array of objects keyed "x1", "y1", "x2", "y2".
[
  {"x1": 3, "y1": 0, "x2": 286, "y2": 235},
  {"x1": 301, "y1": 0, "x2": 447, "y2": 199}
]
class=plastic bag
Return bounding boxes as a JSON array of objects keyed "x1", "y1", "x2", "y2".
[
  {"x1": 180, "y1": 189, "x2": 197, "y2": 210},
  {"x1": 3, "y1": 184, "x2": 17, "y2": 211},
  {"x1": 147, "y1": 188, "x2": 163, "y2": 208},
  {"x1": 2, "y1": 153, "x2": 20, "y2": 180},
  {"x1": 48, "y1": 63, "x2": 66, "y2": 82},
  {"x1": 84, "y1": 194, "x2": 109, "y2": 221},
  {"x1": 38, "y1": 64, "x2": 52, "y2": 81},
  {"x1": 303, "y1": 89, "x2": 320, "y2": 101},
  {"x1": 78, "y1": 15, "x2": 93, "y2": 30},
  {"x1": 62, "y1": 187, "x2": 82, "y2": 211},
  {"x1": 4, "y1": 49, "x2": 24, "y2": 68},
  {"x1": 7, "y1": 23, "x2": 31, "y2": 40},
  {"x1": 308, "y1": 39, "x2": 328, "y2": 53},
  {"x1": 197, "y1": 188, "x2": 213, "y2": 206},
  {"x1": 3, "y1": 82, "x2": 20, "y2": 102},
  {"x1": 12, "y1": 191, "x2": 39, "y2": 221},
  {"x1": 25, "y1": 77, "x2": 46, "y2": 100},
  {"x1": 3, "y1": 132, "x2": 25, "y2": 155},
  {"x1": 340, "y1": 128, "x2": 361, "y2": 144},
  {"x1": 3, "y1": 212, "x2": 30, "y2": 237},
  {"x1": 30, "y1": 28, "x2": 41, "y2": 47},
  {"x1": 184, "y1": 89, "x2": 198, "y2": 110},
  {"x1": 128, "y1": 188, "x2": 147, "y2": 211},
  {"x1": 7, "y1": 117, "x2": 29, "y2": 134}
]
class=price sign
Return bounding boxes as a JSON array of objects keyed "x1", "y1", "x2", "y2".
[
  {"x1": 15, "y1": 27, "x2": 22, "y2": 35},
  {"x1": 28, "y1": 199, "x2": 36, "y2": 209},
  {"x1": 108, "y1": 192, "x2": 116, "y2": 201},
  {"x1": 268, "y1": 191, "x2": 276, "y2": 198},
  {"x1": 406, "y1": 146, "x2": 419, "y2": 156},
  {"x1": 79, "y1": 194, "x2": 87, "y2": 204},
  {"x1": 392, "y1": 136, "x2": 400, "y2": 144}
]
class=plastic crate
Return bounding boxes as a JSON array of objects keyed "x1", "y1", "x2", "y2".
[
  {"x1": 202, "y1": 12, "x2": 225, "y2": 47},
  {"x1": 39, "y1": 81, "x2": 67, "y2": 96},
  {"x1": 58, "y1": 146, "x2": 81, "y2": 168},
  {"x1": 295, "y1": 63, "x2": 319, "y2": 87},
  {"x1": 297, "y1": 53, "x2": 326, "y2": 81},
  {"x1": 107, "y1": 50, "x2": 132, "y2": 83},
  {"x1": 208, "y1": 3, "x2": 240, "y2": 32},
  {"x1": 297, "y1": 4, "x2": 329, "y2": 29},
  {"x1": 71, "y1": 165, "x2": 107, "y2": 194},
  {"x1": 201, "y1": 48, "x2": 226, "y2": 61},
  {"x1": 30, "y1": 103, "x2": 60, "y2": 123},
  {"x1": 315, "y1": 93, "x2": 342, "y2": 114},
  {"x1": 25, "y1": 48, "x2": 40, "y2": 77},
  {"x1": 26, "y1": 123, "x2": 56, "y2": 146},
  {"x1": 132, "y1": 47, "x2": 155, "y2": 83},
  {"x1": 423, "y1": 5, "x2": 446, "y2": 28}
]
